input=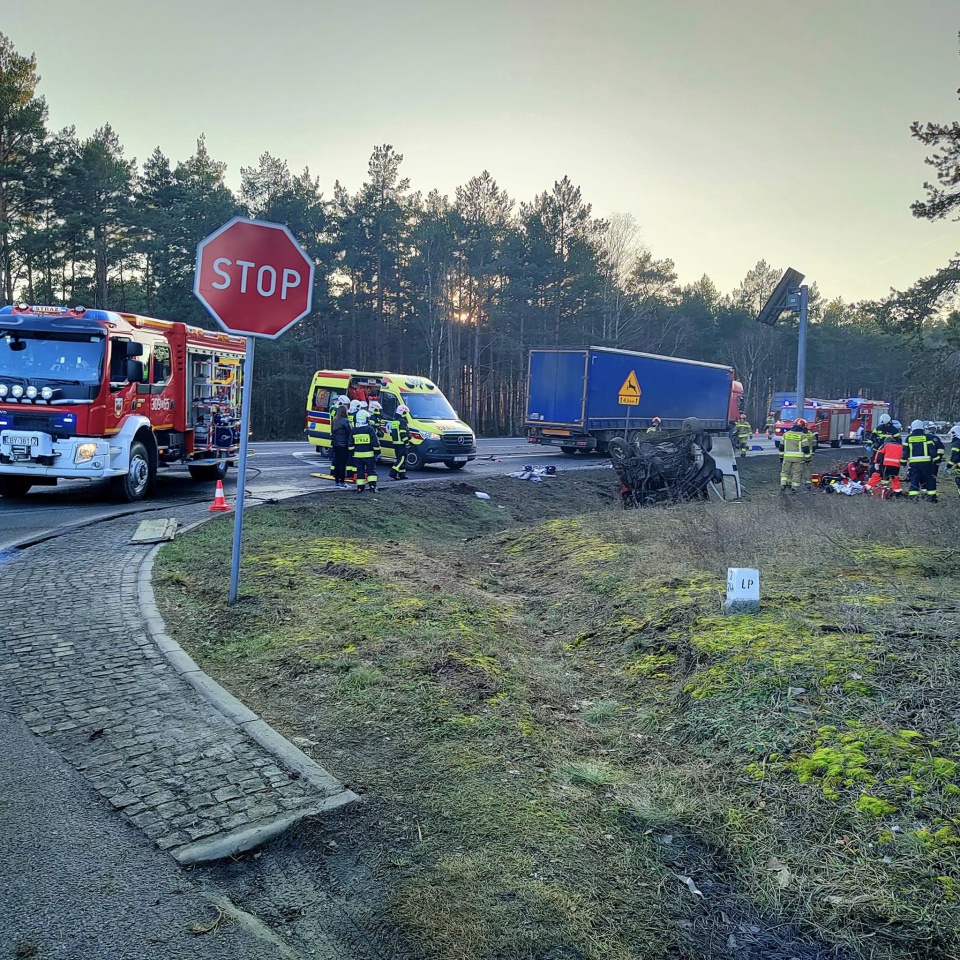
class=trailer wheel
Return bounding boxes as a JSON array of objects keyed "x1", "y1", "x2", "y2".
[
  {"x1": 189, "y1": 461, "x2": 229, "y2": 481},
  {"x1": 111, "y1": 441, "x2": 151, "y2": 502},
  {"x1": 560, "y1": 446, "x2": 578, "y2": 455},
  {"x1": 0, "y1": 477, "x2": 32, "y2": 499}
]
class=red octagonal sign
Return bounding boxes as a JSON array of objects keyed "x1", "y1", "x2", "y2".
[{"x1": 194, "y1": 217, "x2": 315, "y2": 339}]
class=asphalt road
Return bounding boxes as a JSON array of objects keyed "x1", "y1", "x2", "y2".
[{"x1": 0, "y1": 438, "x2": 590, "y2": 550}]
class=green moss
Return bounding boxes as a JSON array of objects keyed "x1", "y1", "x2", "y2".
[{"x1": 856, "y1": 794, "x2": 898, "y2": 817}]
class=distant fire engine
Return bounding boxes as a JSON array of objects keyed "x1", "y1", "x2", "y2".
[{"x1": 0, "y1": 305, "x2": 246, "y2": 501}]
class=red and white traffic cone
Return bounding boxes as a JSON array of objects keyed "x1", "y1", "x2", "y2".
[{"x1": 209, "y1": 479, "x2": 231, "y2": 512}]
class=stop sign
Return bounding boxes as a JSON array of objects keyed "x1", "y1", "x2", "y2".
[{"x1": 194, "y1": 217, "x2": 315, "y2": 338}]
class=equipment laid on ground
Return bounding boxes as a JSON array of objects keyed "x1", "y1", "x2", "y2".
[
  {"x1": 0, "y1": 304, "x2": 246, "y2": 501},
  {"x1": 609, "y1": 417, "x2": 739, "y2": 506},
  {"x1": 306, "y1": 370, "x2": 475, "y2": 471}
]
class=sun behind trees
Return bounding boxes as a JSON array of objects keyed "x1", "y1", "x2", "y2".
[{"x1": 0, "y1": 31, "x2": 944, "y2": 439}]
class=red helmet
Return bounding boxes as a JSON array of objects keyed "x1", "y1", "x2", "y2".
[
  {"x1": 652, "y1": 417, "x2": 661, "y2": 425},
  {"x1": 794, "y1": 418, "x2": 807, "y2": 428}
]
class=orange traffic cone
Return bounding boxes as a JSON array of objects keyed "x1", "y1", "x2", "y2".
[{"x1": 209, "y1": 479, "x2": 231, "y2": 512}]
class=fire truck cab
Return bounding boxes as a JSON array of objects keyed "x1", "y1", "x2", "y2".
[{"x1": 0, "y1": 305, "x2": 246, "y2": 501}]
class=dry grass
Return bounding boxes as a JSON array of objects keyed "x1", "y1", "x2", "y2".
[{"x1": 154, "y1": 456, "x2": 960, "y2": 960}]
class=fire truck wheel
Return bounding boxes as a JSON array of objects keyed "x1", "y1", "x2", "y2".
[
  {"x1": 831, "y1": 439, "x2": 841, "y2": 448},
  {"x1": 111, "y1": 441, "x2": 151, "y2": 502},
  {"x1": 188, "y1": 462, "x2": 228, "y2": 482},
  {"x1": 0, "y1": 477, "x2": 32, "y2": 498}
]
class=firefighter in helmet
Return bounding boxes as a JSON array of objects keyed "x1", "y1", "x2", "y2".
[
  {"x1": 780, "y1": 418, "x2": 813, "y2": 492},
  {"x1": 389, "y1": 404, "x2": 411, "y2": 480},
  {"x1": 349, "y1": 409, "x2": 380, "y2": 493},
  {"x1": 901, "y1": 419, "x2": 944, "y2": 501},
  {"x1": 874, "y1": 433, "x2": 904, "y2": 495},
  {"x1": 870, "y1": 413, "x2": 899, "y2": 452},
  {"x1": 765, "y1": 411, "x2": 776, "y2": 438},
  {"x1": 645, "y1": 417, "x2": 662, "y2": 434},
  {"x1": 944, "y1": 423, "x2": 960, "y2": 497},
  {"x1": 734, "y1": 413, "x2": 752, "y2": 457}
]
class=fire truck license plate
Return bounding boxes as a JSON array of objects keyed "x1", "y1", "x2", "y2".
[{"x1": 3, "y1": 434, "x2": 40, "y2": 448}]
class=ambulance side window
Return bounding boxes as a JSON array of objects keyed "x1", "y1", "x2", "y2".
[
  {"x1": 311, "y1": 386, "x2": 329, "y2": 411},
  {"x1": 380, "y1": 393, "x2": 398, "y2": 418}
]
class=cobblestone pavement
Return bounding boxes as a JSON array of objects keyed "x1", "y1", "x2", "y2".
[{"x1": 0, "y1": 509, "x2": 354, "y2": 864}]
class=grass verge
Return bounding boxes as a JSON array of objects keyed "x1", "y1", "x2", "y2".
[{"x1": 154, "y1": 455, "x2": 960, "y2": 960}]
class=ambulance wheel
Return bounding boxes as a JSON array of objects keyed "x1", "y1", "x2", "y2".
[
  {"x1": 111, "y1": 441, "x2": 151, "y2": 502},
  {"x1": 0, "y1": 477, "x2": 32, "y2": 499},
  {"x1": 446, "y1": 461, "x2": 466, "y2": 470},
  {"x1": 189, "y1": 461, "x2": 228, "y2": 481},
  {"x1": 406, "y1": 447, "x2": 422, "y2": 470}
]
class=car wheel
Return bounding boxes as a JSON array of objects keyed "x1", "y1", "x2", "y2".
[
  {"x1": 189, "y1": 461, "x2": 228, "y2": 481},
  {"x1": 111, "y1": 441, "x2": 152, "y2": 502}
]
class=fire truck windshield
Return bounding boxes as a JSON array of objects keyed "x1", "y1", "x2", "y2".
[
  {"x1": 401, "y1": 392, "x2": 458, "y2": 421},
  {"x1": 0, "y1": 331, "x2": 105, "y2": 387}
]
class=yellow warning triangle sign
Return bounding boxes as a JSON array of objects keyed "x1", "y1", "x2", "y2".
[{"x1": 618, "y1": 370, "x2": 641, "y2": 405}]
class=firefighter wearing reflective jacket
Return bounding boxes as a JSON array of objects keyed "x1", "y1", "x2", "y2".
[
  {"x1": 943, "y1": 423, "x2": 960, "y2": 497},
  {"x1": 901, "y1": 420, "x2": 944, "y2": 501},
  {"x1": 734, "y1": 414, "x2": 752, "y2": 456},
  {"x1": 349, "y1": 409, "x2": 379, "y2": 492},
  {"x1": 765, "y1": 411, "x2": 776, "y2": 438},
  {"x1": 389, "y1": 404, "x2": 411, "y2": 480},
  {"x1": 780, "y1": 418, "x2": 813, "y2": 491},
  {"x1": 870, "y1": 413, "x2": 899, "y2": 451}
]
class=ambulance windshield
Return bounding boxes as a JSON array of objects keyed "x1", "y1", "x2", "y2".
[
  {"x1": 402, "y1": 392, "x2": 458, "y2": 421},
  {"x1": 0, "y1": 330, "x2": 105, "y2": 386}
]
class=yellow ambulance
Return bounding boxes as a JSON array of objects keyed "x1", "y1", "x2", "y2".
[{"x1": 305, "y1": 369, "x2": 476, "y2": 470}]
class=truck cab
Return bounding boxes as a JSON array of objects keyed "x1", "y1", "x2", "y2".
[{"x1": 306, "y1": 369, "x2": 476, "y2": 470}]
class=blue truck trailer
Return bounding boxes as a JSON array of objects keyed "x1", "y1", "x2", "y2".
[
  {"x1": 526, "y1": 346, "x2": 744, "y2": 499},
  {"x1": 525, "y1": 347, "x2": 742, "y2": 451}
]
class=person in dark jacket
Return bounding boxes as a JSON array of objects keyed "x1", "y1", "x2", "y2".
[
  {"x1": 350, "y1": 409, "x2": 380, "y2": 492},
  {"x1": 943, "y1": 423, "x2": 960, "y2": 498},
  {"x1": 901, "y1": 419, "x2": 944, "y2": 501},
  {"x1": 389, "y1": 404, "x2": 411, "y2": 480},
  {"x1": 330, "y1": 400, "x2": 351, "y2": 487}
]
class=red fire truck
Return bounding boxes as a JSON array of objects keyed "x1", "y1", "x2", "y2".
[
  {"x1": 0, "y1": 305, "x2": 246, "y2": 501},
  {"x1": 773, "y1": 400, "x2": 851, "y2": 450},
  {"x1": 845, "y1": 399, "x2": 891, "y2": 442}
]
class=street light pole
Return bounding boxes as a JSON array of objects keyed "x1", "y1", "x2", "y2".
[{"x1": 795, "y1": 284, "x2": 808, "y2": 421}]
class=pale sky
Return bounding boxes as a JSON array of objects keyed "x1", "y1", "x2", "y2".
[{"x1": 7, "y1": 0, "x2": 960, "y2": 303}]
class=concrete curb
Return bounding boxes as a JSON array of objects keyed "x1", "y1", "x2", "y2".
[{"x1": 137, "y1": 535, "x2": 359, "y2": 860}]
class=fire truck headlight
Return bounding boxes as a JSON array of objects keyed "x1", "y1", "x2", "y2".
[
  {"x1": 41, "y1": 387, "x2": 54, "y2": 400},
  {"x1": 25, "y1": 385, "x2": 38, "y2": 399},
  {"x1": 11, "y1": 384, "x2": 23, "y2": 398},
  {"x1": 74, "y1": 442, "x2": 99, "y2": 464},
  {"x1": 0, "y1": 383, "x2": 7, "y2": 397}
]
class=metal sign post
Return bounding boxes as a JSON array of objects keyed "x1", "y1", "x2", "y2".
[
  {"x1": 795, "y1": 285, "x2": 809, "y2": 425},
  {"x1": 618, "y1": 369, "x2": 640, "y2": 439},
  {"x1": 229, "y1": 338, "x2": 255, "y2": 605},
  {"x1": 194, "y1": 217, "x2": 314, "y2": 605}
]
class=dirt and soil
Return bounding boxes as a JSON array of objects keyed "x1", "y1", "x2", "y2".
[{"x1": 155, "y1": 451, "x2": 960, "y2": 960}]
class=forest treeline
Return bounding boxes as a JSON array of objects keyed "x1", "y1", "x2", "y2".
[{"x1": 2, "y1": 33, "x2": 958, "y2": 438}]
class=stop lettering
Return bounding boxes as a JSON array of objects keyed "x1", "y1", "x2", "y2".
[{"x1": 194, "y1": 217, "x2": 315, "y2": 339}]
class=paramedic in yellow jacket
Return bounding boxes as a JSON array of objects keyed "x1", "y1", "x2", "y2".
[
  {"x1": 734, "y1": 414, "x2": 752, "y2": 456},
  {"x1": 780, "y1": 418, "x2": 814, "y2": 492}
]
